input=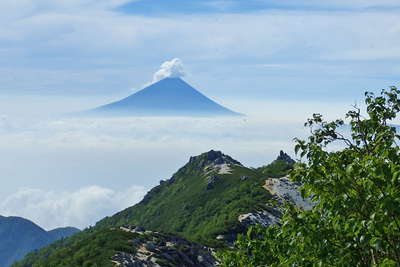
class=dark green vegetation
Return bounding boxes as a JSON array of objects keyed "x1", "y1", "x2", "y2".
[
  {"x1": 221, "y1": 87, "x2": 400, "y2": 266},
  {"x1": 15, "y1": 228, "x2": 136, "y2": 267},
  {"x1": 14, "y1": 151, "x2": 292, "y2": 266},
  {"x1": 0, "y1": 216, "x2": 79, "y2": 267},
  {"x1": 258, "y1": 156, "x2": 293, "y2": 178}
]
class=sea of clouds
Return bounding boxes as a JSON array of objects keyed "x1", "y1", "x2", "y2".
[{"x1": 0, "y1": 97, "x2": 353, "y2": 230}]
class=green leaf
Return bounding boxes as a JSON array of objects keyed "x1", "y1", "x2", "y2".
[{"x1": 369, "y1": 237, "x2": 382, "y2": 250}]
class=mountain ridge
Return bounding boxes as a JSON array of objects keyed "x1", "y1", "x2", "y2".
[
  {"x1": 0, "y1": 216, "x2": 79, "y2": 267},
  {"x1": 13, "y1": 150, "x2": 306, "y2": 267}
]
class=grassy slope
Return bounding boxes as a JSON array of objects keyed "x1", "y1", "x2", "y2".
[{"x1": 14, "y1": 152, "x2": 291, "y2": 266}]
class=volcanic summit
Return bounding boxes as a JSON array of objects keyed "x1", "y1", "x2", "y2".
[{"x1": 84, "y1": 77, "x2": 241, "y2": 117}]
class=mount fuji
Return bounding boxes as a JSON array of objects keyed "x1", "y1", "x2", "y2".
[{"x1": 83, "y1": 77, "x2": 242, "y2": 117}]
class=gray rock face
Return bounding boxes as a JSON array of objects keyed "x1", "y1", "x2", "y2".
[
  {"x1": 263, "y1": 177, "x2": 312, "y2": 210},
  {"x1": 237, "y1": 176, "x2": 312, "y2": 230},
  {"x1": 113, "y1": 226, "x2": 217, "y2": 267},
  {"x1": 112, "y1": 252, "x2": 148, "y2": 267},
  {"x1": 238, "y1": 208, "x2": 281, "y2": 228}
]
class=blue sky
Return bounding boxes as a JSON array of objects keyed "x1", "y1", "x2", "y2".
[
  {"x1": 118, "y1": 0, "x2": 278, "y2": 14},
  {"x1": 0, "y1": 0, "x2": 399, "y2": 229},
  {"x1": 118, "y1": 0, "x2": 400, "y2": 14},
  {"x1": 0, "y1": 0, "x2": 399, "y2": 101}
]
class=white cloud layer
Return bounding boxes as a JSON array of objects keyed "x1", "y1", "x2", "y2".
[
  {"x1": 0, "y1": 185, "x2": 147, "y2": 230},
  {"x1": 152, "y1": 58, "x2": 186, "y2": 84},
  {"x1": 0, "y1": 97, "x2": 362, "y2": 230}
]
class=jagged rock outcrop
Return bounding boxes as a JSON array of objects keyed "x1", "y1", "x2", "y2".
[
  {"x1": 276, "y1": 150, "x2": 295, "y2": 165},
  {"x1": 238, "y1": 207, "x2": 281, "y2": 228},
  {"x1": 112, "y1": 226, "x2": 217, "y2": 267}
]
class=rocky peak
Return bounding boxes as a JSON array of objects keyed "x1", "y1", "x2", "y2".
[
  {"x1": 145, "y1": 151, "x2": 242, "y2": 197},
  {"x1": 189, "y1": 150, "x2": 242, "y2": 168},
  {"x1": 276, "y1": 150, "x2": 295, "y2": 165}
]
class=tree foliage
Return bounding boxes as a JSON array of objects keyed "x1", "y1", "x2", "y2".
[{"x1": 220, "y1": 87, "x2": 400, "y2": 266}]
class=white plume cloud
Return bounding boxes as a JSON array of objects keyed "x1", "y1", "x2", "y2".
[
  {"x1": 0, "y1": 185, "x2": 147, "y2": 230},
  {"x1": 152, "y1": 58, "x2": 186, "y2": 84}
]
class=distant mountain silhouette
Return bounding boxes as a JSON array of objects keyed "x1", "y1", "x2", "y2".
[
  {"x1": 0, "y1": 216, "x2": 79, "y2": 267},
  {"x1": 83, "y1": 77, "x2": 242, "y2": 117}
]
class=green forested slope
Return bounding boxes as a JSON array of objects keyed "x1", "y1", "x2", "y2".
[{"x1": 14, "y1": 150, "x2": 292, "y2": 266}]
